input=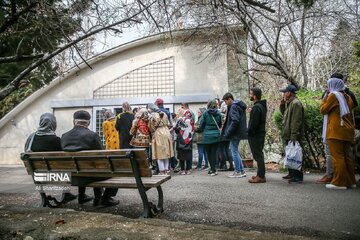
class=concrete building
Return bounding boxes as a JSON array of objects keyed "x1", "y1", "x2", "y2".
[{"x1": 0, "y1": 28, "x2": 248, "y2": 164}]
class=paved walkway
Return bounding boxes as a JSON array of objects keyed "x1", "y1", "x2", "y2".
[{"x1": 0, "y1": 165, "x2": 359, "y2": 239}]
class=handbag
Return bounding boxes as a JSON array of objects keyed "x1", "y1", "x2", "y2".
[{"x1": 283, "y1": 141, "x2": 303, "y2": 170}]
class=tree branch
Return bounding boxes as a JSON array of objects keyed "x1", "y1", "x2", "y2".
[{"x1": 0, "y1": 1, "x2": 153, "y2": 101}]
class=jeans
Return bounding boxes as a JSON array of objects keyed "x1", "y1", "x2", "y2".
[
  {"x1": 248, "y1": 136, "x2": 265, "y2": 178},
  {"x1": 218, "y1": 141, "x2": 233, "y2": 168},
  {"x1": 324, "y1": 143, "x2": 333, "y2": 178},
  {"x1": 230, "y1": 139, "x2": 244, "y2": 173},
  {"x1": 197, "y1": 144, "x2": 208, "y2": 168}
]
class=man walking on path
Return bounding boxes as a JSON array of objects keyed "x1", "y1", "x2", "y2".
[
  {"x1": 248, "y1": 88, "x2": 267, "y2": 183},
  {"x1": 279, "y1": 85, "x2": 305, "y2": 183},
  {"x1": 222, "y1": 92, "x2": 247, "y2": 178}
]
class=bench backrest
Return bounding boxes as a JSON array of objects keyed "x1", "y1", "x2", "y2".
[{"x1": 21, "y1": 149, "x2": 151, "y2": 178}]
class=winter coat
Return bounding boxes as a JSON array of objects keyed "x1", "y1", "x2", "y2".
[
  {"x1": 102, "y1": 119, "x2": 119, "y2": 150},
  {"x1": 320, "y1": 92, "x2": 354, "y2": 142},
  {"x1": 280, "y1": 98, "x2": 304, "y2": 142},
  {"x1": 148, "y1": 112, "x2": 174, "y2": 160},
  {"x1": 248, "y1": 100, "x2": 267, "y2": 138},
  {"x1": 200, "y1": 109, "x2": 222, "y2": 144},
  {"x1": 130, "y1": 118, "x2": 150, "y2": 147},
  {"x1": 115, "y1": 112, "x2": 134, "y2": 149},
  {"x1": 61, "y1": 126, "x2": 103, "y2": 151},
  {"x1": 194, "y1": 119, "x2": 204, "y2": 144},
  {"x1": 222, "y1": 100, "x2": 247, "y2": 140},
  {"x1": 175, "y1": 116, "x2": 194, "y2": 151}
]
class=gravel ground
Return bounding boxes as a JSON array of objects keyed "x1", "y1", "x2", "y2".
[{"x1": 0, "y1": 166, "x2": 360, "y2": 239}]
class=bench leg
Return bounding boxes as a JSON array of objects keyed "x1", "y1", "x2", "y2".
[
  {"x1": 137, "y1": 187, "x2": 152, "y2": 218},
  {"x1": 156, "y1": 186, "x2": 164, "y2": 213},
  {"x1": 39, "y1": 191, "x2": 65, "y2": 208},
  {"x1": 40, "y1": 192, "x2": 50, "y2": 207}
]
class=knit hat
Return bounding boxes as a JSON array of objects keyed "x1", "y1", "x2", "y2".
[{"x1": 73, "y1": 110, "x2": 91, "y2": 120}]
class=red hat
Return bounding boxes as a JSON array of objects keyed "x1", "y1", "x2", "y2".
[{"x1": 155, "y1": 98, "x2": 164, "y2": 105}]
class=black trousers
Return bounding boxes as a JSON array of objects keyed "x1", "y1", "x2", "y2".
[
  {"x1": 178, "y1": 149, "x2": 192, "y2": 171},
  {"x1": 73, "y1": 177, "x2": 118, "y2": 199},
  {"x1": 248, "y1": 136, "x2": 266, "y2": 178},
  {"x1": 204, "y1": 142, "x2": 219, "y2": 173}
]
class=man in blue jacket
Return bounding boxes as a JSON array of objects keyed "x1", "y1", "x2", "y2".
[{"x1": 222, "y1": 92, "x2": 247, "y2": 178}]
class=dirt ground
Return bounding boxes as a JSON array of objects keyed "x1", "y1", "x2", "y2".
[{"x1": 0, "y1": 205, "x2": 316, "y2": 240}]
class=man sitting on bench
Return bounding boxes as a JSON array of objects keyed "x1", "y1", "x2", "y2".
[{"x1": 61, "y1": 110, "x2": 119, "y2": 207}]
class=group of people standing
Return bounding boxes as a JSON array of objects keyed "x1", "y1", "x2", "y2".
[
  {"x1": 279, "y1": 73, "x2": 358, "y2": 189},
  {"x1": 24, "y1": 72, "x2": 358, "y2": 210}
]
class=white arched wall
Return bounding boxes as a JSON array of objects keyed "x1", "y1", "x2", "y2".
[{"x1": 0, "y1": 36, "x2": 228, "y2": 164}]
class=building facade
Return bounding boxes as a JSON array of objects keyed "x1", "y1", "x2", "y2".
[{"x1": 0, "y1": 29, "x2": 248, "y2": 164}]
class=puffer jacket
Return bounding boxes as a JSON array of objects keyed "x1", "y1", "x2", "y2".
[{"x1": 222, "y1": 100, "x2": 247, "y2": 140}]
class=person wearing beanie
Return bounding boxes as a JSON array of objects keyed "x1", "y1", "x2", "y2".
[{"x1": 61, "y1": 110, "x2": 119, "y2": 207}]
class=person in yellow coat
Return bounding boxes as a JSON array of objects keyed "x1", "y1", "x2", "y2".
[
  {"x1": 320, "y1": 77, "x2": 355, "y2": 189},
  {"x1": 102, "y1": 109, "x2": 120, "y2": 150}
]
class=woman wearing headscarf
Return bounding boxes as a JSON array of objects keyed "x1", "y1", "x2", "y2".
[
  {"x1": 200, "y1": 99, "x2": 222, "y2": 176},
  {"x1": 130, "y1": 108, "x2": 151, "y2": 148},
  {"x1": 24, "y1": 113, "x2": 77, "y2": 203},
  {"x1": 25, "y1": 113, "x2": 62, "y2": 152},
  {"x1": 115, "y1": 102, "x2": 134, "y2": 149},
  {"x1": 175, "y1": 109, "x2": 195, "y2": 175},
  {"x1": 195, "y1": 107, "x2": 209, "y2": 170},
  {"x1": 147, "y1": 103, "x2": 174, "y2": 175},
  {"x1": 320, "y1": 77, "x2": 356, "y2": 189},
  {"x1": 102, "y1": 109, "x2": 119, "y2": 150}
]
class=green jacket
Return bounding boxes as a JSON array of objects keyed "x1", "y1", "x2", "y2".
[
  {"x1": 199, "y1": 109, "x2": 222, "y2": 144},
  {"x1": 280, "y1": 98, "x2": 304, "y2": 141}
]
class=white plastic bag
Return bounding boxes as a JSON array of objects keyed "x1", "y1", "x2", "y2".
[{"x1": 284, "y1": 141, "x2": 303, "y2": 170}]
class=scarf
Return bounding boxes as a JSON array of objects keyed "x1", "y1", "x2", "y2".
[
  {"x1": 322, "y1": 78, "x2": 350, "y2": 142},
  {"x1": 178, "y1": 110, "x2": 195, "y2": 145},
  {"x1": 25, "y1": 113, "x2": 57, "y2": 152}
]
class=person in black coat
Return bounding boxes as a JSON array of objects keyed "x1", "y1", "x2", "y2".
[
  {"x1": 222, "y1": 92, "x2": 247, "y2": 178},
  {"x1": 115, "y1": 102, "x2": 134, "y2": 149},
  {"x1": 247, "y1": 87, "x2": 267, "y2": 183},
  {"x1": 24, "y1": 112, "x2": 77, "y2": 203},
  {"x1": 61, "y1": 110, "x2": 119, "y2": 207}
]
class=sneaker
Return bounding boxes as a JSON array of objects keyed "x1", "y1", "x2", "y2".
[
  {"x1": 179, "y1": 171, "x2": 186, "y2": 175},
  {"x1": 228, "y1": 172, "x2": 246, "y2": 178},
  {"x1": 78, "y1": 194, "x2": 93, "y2": 204},
  {"x1": 348, "y1": 184, "x2": 357, "y2": 189},
  {"x1": 202, "y1": 166, "x2": 209, "y2": 170},
  {"x1": 208, "y1": 170, "x2": 213, "y2": 175},
  {"x1": 325, "y1": 184, "x2": 347, "y2": 190},
  {"x1": 100, "y1": 197, "x2": 119, "y2": 206},
  {"x1": 210, "y1": 172, "x2": 218, "y2": 176},
  {"x1": 186, "y1": 170, "x2": 192, "y2": 175}
]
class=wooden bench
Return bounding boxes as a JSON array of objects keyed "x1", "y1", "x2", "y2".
[{"x1": 20, "y1": 148, "x2": 171, "y2": 218}]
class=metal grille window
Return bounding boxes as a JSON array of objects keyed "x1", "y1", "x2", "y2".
[
  {"x1": 94, "y1": 57, "x2": 175, "y2": 99},
  {"x1": 94, "y1": 109, "x2": 106, "y2": 146}
]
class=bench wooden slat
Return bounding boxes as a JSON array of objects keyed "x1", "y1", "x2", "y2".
[
  {"x1": 87, "y1": 175, "x2": 171, "y2": 188},
  {"x1": 22, "y1": 149, "x2": 152, "y2": 177}
]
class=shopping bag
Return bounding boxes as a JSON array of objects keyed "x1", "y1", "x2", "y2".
[{"x1": 284, "y1": 141, "x2": 303, "y2": 170}]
